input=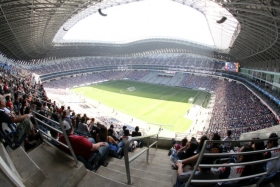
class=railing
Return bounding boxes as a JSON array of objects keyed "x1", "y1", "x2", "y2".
[
  {"x1": 32, "y1": 111, "x2": 79, "y2": 166},
  {"x1": 123, "y1": 125, "x2": 163, "y2": 184},
  {"x1": 0, "y1": 156, "x2": 25, "y2": 187},
  {"x1": 184, "y1": 137, "x2": 280, "y2": 187}
]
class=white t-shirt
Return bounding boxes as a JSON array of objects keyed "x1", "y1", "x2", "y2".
[
  {"x1": 212, "y1": 163, "x2": 244, "y2": 183},
  {"x1": 228, "y1": 165, "x2": 245, "y2": 179},
  {"x1": 222, "y1": 136, "x2": 232, "y2": 149}
]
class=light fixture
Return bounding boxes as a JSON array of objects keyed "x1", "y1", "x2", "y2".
[{"x1": 216, "y1": 16, "x2": 227, "y2": 24}]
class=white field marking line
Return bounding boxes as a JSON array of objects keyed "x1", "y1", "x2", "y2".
[
  {"x1": 116, "y1": 84, "x2": 169, "y2": 115},
  {"x1": 149, "y1": 92, "x2": 178, "y2": 109},
  {"x1": 144, "y1": 91, "x2": 179, "y2": 122},
  {"x1": 167, "y1": 95, "x2": 191, "y2": 125},
  {"x1": 193, "y1": 91, "x2": 201, "y2": 102}
]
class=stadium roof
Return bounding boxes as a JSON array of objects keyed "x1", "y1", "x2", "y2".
[
  {"x1": 54, "y1": 0, "x2": 239, "y2": 50},
  {"x1": 0, "y1": 0, "x2": 279, "y2": 65}
]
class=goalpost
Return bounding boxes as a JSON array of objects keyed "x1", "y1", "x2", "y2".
[{"x1": 188, "y1": 97, "x2": 194, "y2": 104}]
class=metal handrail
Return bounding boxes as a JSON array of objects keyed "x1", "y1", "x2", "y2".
[
  {"x1": 123, "y1": 126, "x2": 162, "y2": 184},
  {"x1": 0, "y1": 156, "x2": 25, "y2": 187},
  {"x1": 32, "y1": 111, "x2": 79, "y2": 166},
  {"x1": 184, "y1": 138, "x2": 280, "y2": 187}
]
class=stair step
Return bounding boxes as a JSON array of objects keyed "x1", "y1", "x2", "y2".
[
  {"x1": 28, "y1": 143, "x2": 86, "y2": 187},
  {"x1": 96, "y1": 166, "x2": 172, "y2": 187},
  {"x1": 77, "y1": 170, "x2": 132, "y2": 187},
  {"x1": 108, "y1": 162, "x2": 171, "y2": 182},
  {"x1": 129, "y1": 151, "x2": 171, "y2": 163},
  {"x1": 108, "y1": 157, "x2": 170, "y2": 169},
  {"x1": 109, "y1": 158, "x2": 172, "y2": 175},
  {"x1": 130, "y1": 148, "x2": 170, "y2": 159},
  {"x1": 8, "y1": 146, "x2": 45, "y2": 187}
]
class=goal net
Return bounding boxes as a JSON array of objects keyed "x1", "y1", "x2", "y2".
[{"x1": 127, "y1": 87, "x2": 136, "y2": 92}]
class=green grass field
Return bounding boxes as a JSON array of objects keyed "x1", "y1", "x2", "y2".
[{"x1": 72, "y1": 80, "x2": 210, "y2": 132}]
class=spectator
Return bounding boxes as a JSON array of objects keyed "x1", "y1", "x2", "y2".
[
  {"x1": 58, "y1": 106, "x2": 64, "y2": 116},
  {"x1": 59, "y1": 119, "x2": 109, "y2": 170},
  {"x1": 108, "y1": 128, "x2": 120, "y2": 142},
  {"x1": 3, "y1": 81, "x2": 10, "y2": 93},
  {"x1": 132, "y1": 126, "x2": 143, "y2": 148},
  {"x1": 169, "y1": 138, "x2": 188, "y2": 156},
  {"x1": 78, "y1": 117, "x2": 90, "y2": 134},
  {"x1": 82, "y1": 113, "x2": 89, "y2": 122},
  {"x1": 19, "y1": 99, "x2": 29, "y2": 116},
  {"x1": 206, "y1": 133, "x2": 223, "y2": 153},
  {"x1": 118, "y1": 125, "x2": 127, "y2": 138},
  {"x1": 5, "y1": 96, "x2": 13, "y2": 110},
  {"x1": 97, "y1": 126, "x2": 122, "y2": 159},
  {"x1": 215, "y1": 144, "x2": 254, "y2": 184},
  {"x1": 0, "y1": 94, "x2": 39, "y2": 151},
  {"x1": 75, "y1": 114, "x2": 81, "y2": 129},
  {"x1": 175, "y1": 157, "x2": 218, "y2": 187},
  {"x1": 251, "y1": 139, "x2": 265, "y2": 175},
  {"x1": 264, "y1": 133, "x2": 280, "y2": 174},
  {"x1": 121, "y1": 129, "x2": 136, "y2": 152},
  {"x1": 222, "y1": 130, "x2": 232, "y2": 151},
  {"x1": 171, "y1": 139, "x2": 198, "y2": 164},
  {"x1": 196, "y1": 135, "x2": 209, "y2": 154},
  {"x1": 109, "y1": 124, "x2": 118, "y2": 138}
]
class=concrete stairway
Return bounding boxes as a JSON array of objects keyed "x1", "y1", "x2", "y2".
[
  {"x1": 4, "y1": 142, "x2": 173, "y2": 187},
  {"x1": 95, "y1": 148, "x2": 173, "y2": 187}
]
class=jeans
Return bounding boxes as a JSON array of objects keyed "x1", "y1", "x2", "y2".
[
  {"x1": 87, "y1": 138, "x2": 109, "y2": 165},
  {"x1": 95, "y1": 143, "x2": 110, "y2": 165}
]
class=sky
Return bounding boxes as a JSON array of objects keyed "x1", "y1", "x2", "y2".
[{"x1": 63, "y1": 0, "x2": 215, "y2": 46}]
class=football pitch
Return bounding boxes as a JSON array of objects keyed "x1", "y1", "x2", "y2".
[{"x1": 72, "y1": 80, "x2": 210, "y2": 132}]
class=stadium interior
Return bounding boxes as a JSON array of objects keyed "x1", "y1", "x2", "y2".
[{"x1": 1, "y1": 0, "x2": 280, "y2": 187}]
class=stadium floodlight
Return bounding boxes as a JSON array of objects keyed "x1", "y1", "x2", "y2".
[
  {"x1": 216, "y1": 16, "x2": 227, "y2": 24},
  {"x1": 98, "y1": 8, "x2": 107, "y2": 16}
]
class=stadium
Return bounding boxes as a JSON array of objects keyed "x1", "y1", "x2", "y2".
[{"x1": 1, "y1": 0, "x2": 280, "y2": 187}]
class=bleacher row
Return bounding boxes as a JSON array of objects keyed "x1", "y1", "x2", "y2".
[
  {"x1": 29, "y1": 54, "x2": 224, "y2": 75},
  {"x1": 43, "y1": 71, "x2": 149, "y2": 89}
]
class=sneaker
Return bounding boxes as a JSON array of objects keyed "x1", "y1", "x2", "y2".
[{"x1": 24, "y1": 142, "x2": 36, "y2": 152}]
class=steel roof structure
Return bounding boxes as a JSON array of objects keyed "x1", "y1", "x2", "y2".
[{"x1": 0, "y1": 0, "x2": 280, "y2": 66}]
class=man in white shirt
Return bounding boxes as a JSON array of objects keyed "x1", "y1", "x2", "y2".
[{"x1": 222, "y1": 130, "x2": 232, "y2": 151}]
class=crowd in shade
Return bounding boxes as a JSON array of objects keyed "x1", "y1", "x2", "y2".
[
  {"x1": 43, "y1": 71, "x2": 148, "y2": 89},
  {"x1": 29, "y1": 54, "x2": 224, "y2": 75}
]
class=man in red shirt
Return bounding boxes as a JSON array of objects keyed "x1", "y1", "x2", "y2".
[
  {"x1": 59, "y1": 119, "x2": 109, "y2": 170},
  {"x1": 5, "y1": 96, "x2": 13, "y2": 109},
  {"x1": 3, "y1": 81, "x2": 10, "y2": 93},
  {"x1": 58, "y1": 106, "x2": 64, "y2": 116}
]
